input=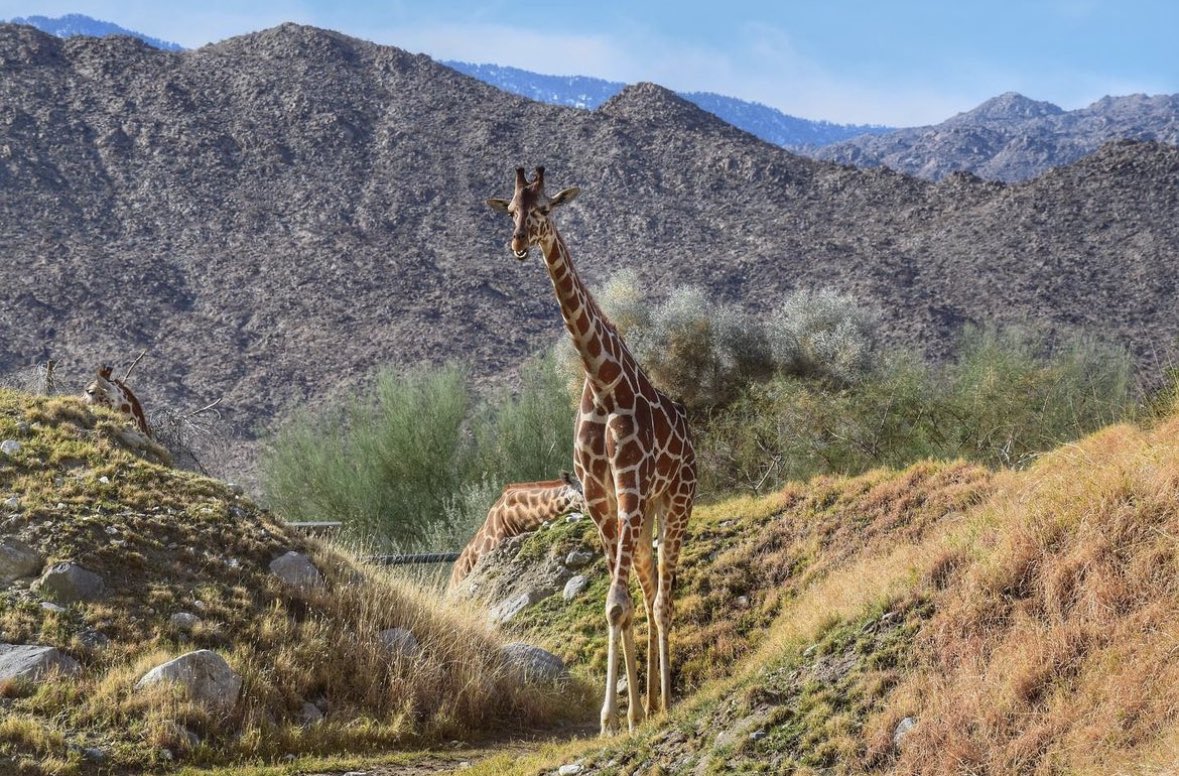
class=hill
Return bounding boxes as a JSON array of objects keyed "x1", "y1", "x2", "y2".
[
  {"x1": 458, "y1": 407, "x2": 1179, "y2": 774},
  {"x1": 816, "y1": 90, "x2": 1179, "y2": 181},
  {"x1": 1, "y1": 23, "x2": 1178, "y2": 483},
  {"x1": 443, "y1": 60, "x2": 892, "y2": 148},
  {"x1": 0, "y1": 387, "x2": 581, "y2": 773}
]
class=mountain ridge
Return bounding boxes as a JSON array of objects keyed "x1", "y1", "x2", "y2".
[
  {"x1": 1, "y1": 22, "x2": 1177, "y2": 481},
  {"x1": 818, "y1": 90, "x2": 1179, "y2": 181}
]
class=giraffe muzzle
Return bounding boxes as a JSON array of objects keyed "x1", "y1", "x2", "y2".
[{"x1": 512, "y1": 247, "x2": 529, "y2": 260}]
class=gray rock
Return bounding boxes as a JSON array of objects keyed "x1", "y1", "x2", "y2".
[
  {"x1": 0, "y1": 644, "x2": 81, "y2": 682},
  {"x1": 558, "y1": 765, "x2": 584, "y2": 776},
  {"x1": 564, "y1": 550, "x2": 595, "y2": 569},
  {"x1": 269, "y1": 551, "x2": 324, "y2": 592},
  {"x1": 563, "y1": 574, "x2": 590, "y2": 601},
  {"x1": 489, "y1": 589, "x2": 548, "y2": 624},
  {"x1": 0, "y1": 538, "x2": 42, "y2": 583},
  {"x1": 81, "y1": 747, "x2": 107, "y2": 762},
  {"x1": 893, "y1": 716, "x2": 917, "y2": 749},
  {"x1": 40, "y1": 602, "x2": 66, "y2": 613},
  {"x1": 501, "y1": 642, "x2": 568, "y2": 685},
  {"x1": 78, "y1": 630, "x2": 110, "y2": 649},
  {"x1": 298, "y1": 701, "x2": 324, "y2": 726},
  {"x1": 0, "y1": 439, "x2": 21, "y2": 456},
  {"x1": 34, "y1": 562, "x2": 105, "y2": 603},
  {"x1": 377, "y1": 627, "x2": 421, "y2": 660},
  {"x1": 3, "y1": 495, "x2": 19, "y2": 510},
  {"x1": 565, "y1": 512, "x2": 585, "y2": 523},
  {"x1": 170, "y1": 612, "x2": 201, "y2": 631},
  {"x1": 135, "y1": 649, "x2": 242, "y2": 715}
]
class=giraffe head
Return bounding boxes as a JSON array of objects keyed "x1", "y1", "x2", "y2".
[
  {"x1": 487, "y1": 166, "x2": 580, "y2": 260},
  {"x1": 83, "y1": 365, "x2": 152, "y2": 436}
]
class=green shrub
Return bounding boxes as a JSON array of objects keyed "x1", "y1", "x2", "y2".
[
  {"x1": 767, "y1": 287, "x2": 881, "y2": 385},
  {"x1": 263, "y1": 357, "x2": 577, "y2": 551},
  {"x1": 262, "y1": 365, "x2": 473, "y2": 550},
  {"x1": 699, "y1": 326, "x2": 1137, "y2": 495}
]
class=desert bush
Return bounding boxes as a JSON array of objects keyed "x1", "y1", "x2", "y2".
[
  {"x1": 941, "y1": 326, "x2": 1134, "y2": 466},
  {"x1": 264, "y1": 358, "x2": 577, "y2": 551},
  {"x1": 699, "y1": 326, "x2": 1136, "y2": 495},
  {"x1": 767, "y1": 287, "x2": 881, "y2": 385},
  {"x1": 555, "y1": 273, "x2": 772, "y2": 412},
  {"x1": 262, "y1": 364, "x2": 473, "y2": 549}
]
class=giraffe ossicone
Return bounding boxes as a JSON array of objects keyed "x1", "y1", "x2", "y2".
[
  {"x1": 448, "y1": 472, "x2": 587, "y2": 590},
  {"x1": 488, "y1": 166, "x2": 698, "y2": 736}
]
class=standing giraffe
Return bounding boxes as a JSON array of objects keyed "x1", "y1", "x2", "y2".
[
  {"x1": 488, "y1": 166, "x2": 697, "y2": 735},
  {"x1": 448, "y1": 472, "x2": 586, "y2": 589}
]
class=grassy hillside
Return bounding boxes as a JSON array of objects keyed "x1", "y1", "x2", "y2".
[
  {"x1": 468, "y1": 408, "x2": 1179, "y2": 774},
  {"x1": 4, "y1": 383, "x2": 1177, "y2": 774},
  {"x1": 0, "y1": 388, "x2": 586, "y2": 774}
]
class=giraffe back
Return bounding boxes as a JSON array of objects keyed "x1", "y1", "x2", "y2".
[{"x1": 448, "y1": 475, "x2": 586, "y2": 589}]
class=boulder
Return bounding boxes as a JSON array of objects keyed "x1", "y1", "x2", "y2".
[
  {"x1": 501, "y1": 642, "x2": 568, "y2": 685},
  {"x1": 490, "y1": 589, "x2": 549, "y2": 624},
  {"x1": 0, "y1": 439, "x2": 21, "y2": 456},
  {"x1": 170, "y1": 612, "x2": 201, "y2": 631},
  {"x1": 564, "y1": 550, "x2": 596, "y2": 569},
  {"x1": 377, "y1": 627, "x2": 421, "y2": 660},
  {"x1": 34, "y1": 562, "x2": 105, "y2": 603},
  {"x1": 268, "y1": 551, "x2": 324, "y2": 592},
  {"x1": 893, "y1": 716, "x2": 917, "y2": 749},
  {"x1": 563, "y1": 574, "x2": 590, "y2": 601},
  {"x1": 135, "y1": 649, "x2": 242, "y2": 715},
  {"x1": 0, "y1": 644, "x2": 81, "y2": 682},
  {"x1": 0, "y1": 538, "x2": 42, "y2": 583}
]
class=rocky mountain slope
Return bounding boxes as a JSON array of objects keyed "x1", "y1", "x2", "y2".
[
  {"x1": 816, "y1": 91, "x2": 1179, "y2": 181},
  {"x1": 444, "y1": 60, "x2": 891, "y2": 148},
  {"x1": 1, "y1": 22, "x2": 1178, "y2": 481}
]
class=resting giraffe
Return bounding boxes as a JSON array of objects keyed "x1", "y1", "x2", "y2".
[
  {"x1": 448, "y1": 472, "x2": 586, "y2": 589},
  {"x1": 83, "y1": 365, "x2": 153, "y2": 436},
  {"x1": 488, "y1": 167, "x2": 697, "y2": 735}
]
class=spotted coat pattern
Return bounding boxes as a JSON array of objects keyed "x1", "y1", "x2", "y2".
[
  {"x1": 488, "y1": 167, "x2": 698, "y2": 736},
  {"x1": 82, "y1": 365, "x2": 153, "y2": 437},
  {"x1": 448, "y1": 474, "x2": 586, "y2": 589}
]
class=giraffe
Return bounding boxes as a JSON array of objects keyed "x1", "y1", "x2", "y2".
[
  {"x1": 488, "y1": 166, "x2": 697, "y2": 735},
  {"x1": 83, "y1": 365, "x2": 153, "y2": 437},
  {"x1": 448, "y1": 472, "x2": 586, "y2": 589}
]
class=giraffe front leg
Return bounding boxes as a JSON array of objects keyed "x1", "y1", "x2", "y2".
[{"x1": 600, "y1": 611, "x2": 622, "y2": 736}]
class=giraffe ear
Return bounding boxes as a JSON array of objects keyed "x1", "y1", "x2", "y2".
[
  {"x1": 487, "y1": 198, "x2": 511, "y2": 213},
  {"x1": 550, "y1": 187, "x2": 580, "y2": 208},
  {"x1": 561, "y1": 470, "x2": 583, "y2": 492}
]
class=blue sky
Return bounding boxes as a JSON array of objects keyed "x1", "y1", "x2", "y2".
[{"x1": 4, "y1": 1, "x2": 1176, "y2": 125}]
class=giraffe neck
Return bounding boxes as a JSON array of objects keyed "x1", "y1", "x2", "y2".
[{"x1": 539, "y1": 225, "x2": 634, "y2": 395}]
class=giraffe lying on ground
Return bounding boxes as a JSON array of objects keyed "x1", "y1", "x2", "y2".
[
  {"x1": 488, "y1": 167, "x2": 697, "y2": 736},
  {"x1": 449, "y1": 472, "x2": 586, "y2": 589},
  {"x1": 83, "y1": 365, "x2": 153, "y2": 436},
  {"x1": 82, "y1": 365, "x2": 172, "y2": 466}
]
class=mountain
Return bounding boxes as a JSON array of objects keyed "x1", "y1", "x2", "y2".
[
  {"x1": 6, "y1": 12, "x2": 182, "y2": 51},
  {"x1": 444, "y1": 60, "x2": 892, "y2": 148},
  {"x1": 816, "y1": 90, "x2": 1179, "y2": 181},
  {"x1": 1, "y1": 22, "x2": 1178, "y2": 480}
]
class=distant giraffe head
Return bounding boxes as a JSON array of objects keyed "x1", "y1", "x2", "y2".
[
  {"x1": 487, "y1": 166, "x2": 580, "y2": 260},
  {"x1": 83, "y1": 365, "x2": 152, "y2": 437}
]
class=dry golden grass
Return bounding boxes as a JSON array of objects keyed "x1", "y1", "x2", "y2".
[
  {"x1": 0, "y1": 389, "x2": 589, "y2": 771},
  {"x1": 873, "y1": 417, "x2": 1179, "y2": 774}
]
